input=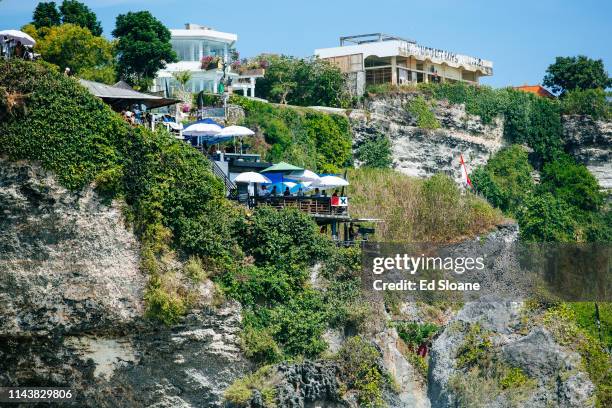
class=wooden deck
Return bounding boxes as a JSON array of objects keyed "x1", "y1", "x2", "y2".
[{"x1": 248, "y1": 196, "x2": 349, "y2": 219}]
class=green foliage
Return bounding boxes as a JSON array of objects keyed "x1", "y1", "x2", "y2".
[
  {"x1": 543, "y1": 55, "x2": 612, "y2": 95},
  {"x1": 355, "y1": 133, "x2": 392, "y2": 169},
  {"x1": 406, "y1": 95, "x2": 440, "y2": 129},
  {"x1": 396, "y1": 322, "x2": 439, "y2": 349},
  {"x1": 539, "y1": 154, "x2": 604, "y2": 212},
  {"x1": 337, "y1": 336, "x2": 386, "y2": 407},
  {"x1": 562, "y1": 88, "x2": 611, "y2": 120},
  {"x1": 0, "y1": 60, "x2": 238, "y2": 324},
  {"x1": 237, "y1": 206, "x2": 331, "y2": 268},
  {"x1": 145, "y1": 272, "x2": 189, "y2": 325},
  {"x1": 517, "y1": 193, "x2": 576, "y2": 242},
  {"x1": 254, "y1": 55, "x2": 351, "y2": 108},
  {"x1": 240, "y1": 326, "x2": 283, "y2": 364},
  {"x1": 347, "y1": 168, "x2": 504, "y2": 242},
  {"x1": 471, "y1": 145, "x2": 534, "y2": 213},
  {"x1": 499, "y1": 367, "x2": 531, "y2": 390},
  {"x1": 32, "y1": 2, "x2": 61, "y2": 29},
  {"x1": 183, "y1": 256, "x2": 206, "y2": 282},
  {"x1": 34, "y1": 23, "x2": 115, "y2": 76},
  {"x1": 456, "y1": 324, "x2": 492, "y2": 369},
  {"x1": 543, "y1": 304, "x2": 612, "y2": 407},
  {"x1": 78, "y1": 65, "x2": 117, "y2": 85},
  {"x1": 224, "y1": 365, "x2": 278, "y2": 408},
  {"x1": 0, "y1": 60, "x2": 127, "y2": 190},
  {"x1": 112, "y1": 11, "x2": 177, "y2": 88},
  {"x1": 59, "y1": 0, "x2": 102, "y2": 36},
  {"x1": 231, "y1": 96, "x2": 353, "y2": 172}
]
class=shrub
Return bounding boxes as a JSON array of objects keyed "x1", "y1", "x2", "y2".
[
  {"x1": 539, "y1": 153, "x2": 604, "y2": 212},
  {"x1": 347, "y1": 168, "x2": 504, "y2": 242},
  {"x1": 337, "y1": 336, "x2": 386, "y2": 407},
  {"x1": 355, "y1": 133, "x2": 393, "y2": 169},
  {"x1": 471, "y1": 145, "x2": 535, "y2": 214},
  {"x1": 183, "y1": 256, "x2": 206, "y2": 282},
  {"x1": 396, "y1": 322, "x2": 440, "y2": 349},
  {"x1": 145, "y1": 273, "x2": 190, "y2": 325},
  {"x1": 500, "y1": 367, "x2": 531, "y2": 390},
  {"x1": 562, "y1": 88, "x2": 611, "y2": 120},
  {"x1": 455, "y1": 324, "x2": 493, "y2": 369},
  {"x1": 406, "y1": 95, "x2": 440, "y2": 129},
  {"x1": 232, "y1": 96, "x2": 352, "y2": 172},
  {"x1": 238, "y1": 207, "x2": 331, "y2": 268},
  {"x1": 240, "y1": 326, "x2": 282, "y2": 364},
  {"x1": 517, "y1": 193, "x2": 576, "y2": 242},
  {"x1": 224, "y1": 365, "x2": 278, "y2": 408}
]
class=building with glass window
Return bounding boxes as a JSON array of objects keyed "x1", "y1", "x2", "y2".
[
  {"x1": 153, "y1": 23, "x2": 258, "y2": 97},
  {"x1": 315, "y1": 33, "x2": 493, "y2": 95}
]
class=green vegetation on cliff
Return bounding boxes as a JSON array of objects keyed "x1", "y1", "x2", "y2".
[{"x1": 347, "y1": 168, "x2": 505, "y2": 242}]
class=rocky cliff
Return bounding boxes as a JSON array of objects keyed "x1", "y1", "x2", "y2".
[
  {"x1": 0, "y1": 158, "x2": 251, "y2": 407},
  {"x1": 562, "y1": 114, "x2": 612, "y2": 189},
  {"x1": 349, "y1": 94, "x2": 505, "y2": 185},
  {"x1": 348, "y1": 94, "x2": 612, "y2": 190}
]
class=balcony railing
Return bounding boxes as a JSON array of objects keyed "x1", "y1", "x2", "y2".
[{"x1": 247, "y1": 196, "x2": 349, "y2": 218}]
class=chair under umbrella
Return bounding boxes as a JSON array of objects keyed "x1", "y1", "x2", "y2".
[{"x1": 0, "y1": 30, "x2": 36, "y2": 46}]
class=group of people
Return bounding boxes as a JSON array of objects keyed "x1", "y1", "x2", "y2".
[
  {"x1": 259, "y1": 185, "x2": 339, "y2": 198},
  {"x1": 1, "y1": 37, "x2": 36, "y2": 60}
]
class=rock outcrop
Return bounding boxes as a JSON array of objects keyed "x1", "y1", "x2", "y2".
[
  {"x1": 349, "y1": 94, "x2": 504, "y2": 185},
  {"x1": 0, "y1": 158, "x2": 250, "y2": 407},
  {"x1": 563, "y1": 114, "x2": 612, "y2": 189},
  {"x1": 427, "y1": 302, "x2": 595, "y2": 408}
]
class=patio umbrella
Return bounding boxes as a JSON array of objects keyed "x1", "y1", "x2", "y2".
[
  {"x1": 0, "y1": 30, "x2": 36, "y2": 46},
  {"x1": 217, "y1": 125, "x2": 255, "y2": 137},
  {"x1": 261, "y1": 162, "x2": 303, "y2": 173},
  {"x1": 286, "y1": 169, "x2": 320, "y2": 182},
  {"x1": 234, "y1": 172, "x2": 271, "y2": 184},
  {"x1": 183, "y1": 122, "x2": 222, "y2": 136},
  {"x1": 313, "y1": 175, "x2": 349, "y2": 189}
]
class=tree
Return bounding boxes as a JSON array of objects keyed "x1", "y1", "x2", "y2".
[
  {"x1": 539, "y1": 154, "x2": 604, "y2": 212},
  {"x1": 543, "y1": 56, "x2": 611, "y2": 95},
  {"x1": 32, "y1": 1, "x2": 61, "y2": 29},
  {"x1": 112, "y1": 11, "x2": 177, "y2": 90},
  {"x1": 254, "y1": 55, "x2": 350, "y2": 107},
  {"x1": 59, "y1": 0, "x2": 102, "y2": 36},
  {"x1": 36, "y1": 23, "x2": 114, "y2": 76}
]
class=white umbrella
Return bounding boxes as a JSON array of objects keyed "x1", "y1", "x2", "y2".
[
  {"x1": 218, "y1": 125, "x2": 255, "y2": 137},
  {"x1": 286, "y1": 169, "x2": 321, "y2": 182},
  {"x1": 314, "y1": 175, "x2": 349, "y2": 189},
  {"x1": 0, "y1": 30, "x2": 36, "y2": 46},
  {"x1": 282, "y1": 181, "x2": 297, "y2": 188},
  {"x1": 183, "y1": 122, "x2": 222, "y2": 136},
  {"x1": 234, "y1": 172, "x2": 271, "y2": 184}
]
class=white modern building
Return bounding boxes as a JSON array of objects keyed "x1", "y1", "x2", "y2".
[
  {"x1": 153, "y1": 23, "x2": 259, "y2": 97},
  {"x1": 315, "y1": 33, "x2": 493, "y2": 95}
]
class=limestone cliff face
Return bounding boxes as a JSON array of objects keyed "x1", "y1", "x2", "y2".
[
  {"x1": 349, "y1": 94, "x2": 505, "y2": 185},
  {"x1": 349, "y1": 95, "x2": 612, "y2": 190},
  {"x1": 0, "y1": 158, "x2": 250, "y2": 407},
  {"x1": 562, "y1": 114, "x2": 612, "y2": 189}
]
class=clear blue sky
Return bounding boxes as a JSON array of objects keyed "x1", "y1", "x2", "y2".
[{"x1": 1, "y1": 0, "x2": 610, "y2": 88}]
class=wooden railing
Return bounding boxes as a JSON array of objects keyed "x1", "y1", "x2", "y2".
[{"x1": 250, "y1": 196, "x2": 348, "y2": 217}]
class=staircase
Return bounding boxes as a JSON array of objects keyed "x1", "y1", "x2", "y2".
[{"x1": 209, "y1": 159, "x2": 237, "y2": 198}]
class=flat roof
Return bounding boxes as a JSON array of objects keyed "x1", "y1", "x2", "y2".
[
  {"x1": 315, "y1": 35, "x2": 493, "y2": 72},
  {"x1": 170, "y1": 28, "x2": 237, "y2": 43}
]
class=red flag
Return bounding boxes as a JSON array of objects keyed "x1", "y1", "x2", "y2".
[{"x1": 460, "y1": 153, "x2": 473, "y2": 188}]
